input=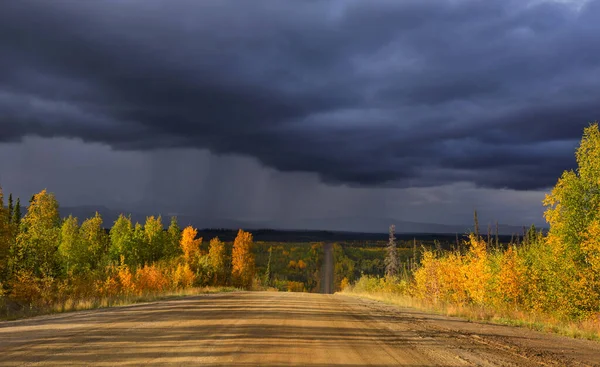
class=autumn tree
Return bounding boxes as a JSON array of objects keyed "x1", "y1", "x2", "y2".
[
  {"x1": 385, "y1": 225, "x2": 398, "y2": 277},
  {"x1": 57, "y1": 215, "x2": 80, "y2": 274},
  {"x1": 208, "y1": 237, "x2": 226, "y2": 284},
  {"x1": 180, "y1": 226, "x2": 202, "y2": 264},
  {"x1": 14, "y1": 189, "x2": 60, "y2": 276},
  {"x1": 165, "y1": 216, "x2": 181, "y2": 258},
  {"x1": 231, "y1": 229, "x2": 255, "y2": 289},
  {"x1": 109, "y1": 214, "x2": 137, "y2": 266}
]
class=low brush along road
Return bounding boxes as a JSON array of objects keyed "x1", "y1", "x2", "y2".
[{"x1": 1, "y1": 292, "x2": 599, "y2": 366}]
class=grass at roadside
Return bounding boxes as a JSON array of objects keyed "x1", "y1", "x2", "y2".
[
  {"x1": 340, "y1": 290, "x2": 600, "y2": 342},
  {"x1": 1, "y1": 286, "x2": 239, "y2": 321}
]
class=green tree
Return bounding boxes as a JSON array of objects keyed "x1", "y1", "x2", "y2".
[
  {"x1": 14, "y1": 189, "x2": 61, "y2": 276},
  {"x1": 143, "y1": 215, "x2": 164, "y2": 263},
  {"x1": 58, "y1": 215, "x2": 80, "y2": 275},
  {"x1": 208, "y1": 237, "x2": 226, "y2": 285},
  {"x1": 109, "y1": 214, "x2": 137, "y2": 266},
  {"x1": 544, "y1": 123, "x2": 600, "y2": 249},
  {"x1": 79, "y1": 212, "x2": 108, "y2": 271},
  {"x1": 543, "y1": 122, "x2": 600, "y2": 317},
  {"x1": 133, "y1": 222, "x2": 147, "y2": 264},
  {"x1": 165, "y1": 216, "x2": 181, "y2": 258}
]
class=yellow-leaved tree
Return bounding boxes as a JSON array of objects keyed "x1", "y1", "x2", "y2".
[
  {"x1": 14, "y1": 189, "x2": 60, "y2": 276},
  {"x1": 231, "y1": 229, "x2": 255, "y2": 289},
  {"x1": 208, "y1": 237, "x2": 226, "y2": 285}
]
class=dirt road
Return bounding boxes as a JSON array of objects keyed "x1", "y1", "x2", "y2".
[
  {"x1": 321, "y1": 243, "x2": 334, "y2": 294},
  {"x1": 1, "y1": 292, "x2": 598, "y2": 366}
]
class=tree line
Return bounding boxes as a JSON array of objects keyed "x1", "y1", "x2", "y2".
[
  {"x1": 0, "y1": 191, "x2": 256, "y2": 311},
  {"x1": 348, "y1": 123, "x2": 600, "y2": 325}
]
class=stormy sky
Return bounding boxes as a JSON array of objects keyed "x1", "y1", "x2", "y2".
[{"x1": 0, "y1": 0, "x2": 598, "y2": 231}]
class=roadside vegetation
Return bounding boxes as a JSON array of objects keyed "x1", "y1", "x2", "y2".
[
  {"x1": 0, "y1": 182, "x2": 328, "y2": 319},
  {"x1": 342, "y1": 123, "x2": 600, "y2": 340}
]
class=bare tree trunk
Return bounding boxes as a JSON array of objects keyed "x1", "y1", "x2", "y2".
[{"x1": 473, "y1": 209, "x2": 480, "y2": 239}]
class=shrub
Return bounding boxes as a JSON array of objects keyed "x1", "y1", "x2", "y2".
[
  {"x1": 135, "y1": 264, "x2": 169, "y2": 294},
  {"x1": 172, "y1": 263, "x2": 195, "y2": 289},
  {"x1": 286, "y1": 281, "x2": 305, "y2": 292}
]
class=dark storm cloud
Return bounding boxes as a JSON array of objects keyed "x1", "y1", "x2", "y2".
[{"x1": 0, "y1": 0, "x2": 598, "y2": 190}]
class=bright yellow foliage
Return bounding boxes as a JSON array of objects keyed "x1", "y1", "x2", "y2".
[
  {"x1": 497, "y1": 246, "x2": 525, "y2": 306},
  {"x1": 208, "y1": 237, "x2": 225, "y2": 272},
  {"x1": 340, "y1": 277, "x2": 350, "y2": 290},
  {"x1": 231, "y1": 229, "x2": 255, "y2": 289},
  {"x1": 172, "y1": 263, "x2": 195, "y2": 289},
  {"x1": 413, "y1": 235, "x2": 489, "y2": 306}
]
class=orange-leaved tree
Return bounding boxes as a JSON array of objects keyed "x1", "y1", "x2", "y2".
[
  {"x1": 231, "y1": 229, "x2": 255, "y2": 289},
  {"x1": 180, "y1": 226, "x2": 202, "y2": 264}
]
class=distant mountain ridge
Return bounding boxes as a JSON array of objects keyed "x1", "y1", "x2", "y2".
[{"x1": 59, "y1": 206, "x2": 544, "y2": 235}]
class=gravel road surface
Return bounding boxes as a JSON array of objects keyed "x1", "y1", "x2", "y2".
[{"x1": 1, "y1": 292, "x2": 598, "y2": 366}]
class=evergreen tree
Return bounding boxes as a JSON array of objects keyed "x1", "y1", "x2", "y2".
[
  {"x1": 385, "y1": 225, "x2": 399, "y2": 277},
  {"x1": 7, "y1": 194, "x2": 13, "y2": 224},
  {"x1": 0, "y1": 188, "x2": 10, "y2": 280},
  {"x1": 12, "y1": 198, "x2": 21, "y2": 227},
  {"x1": 264, "y1": 245, "x2": 273, "y2": 286}
]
